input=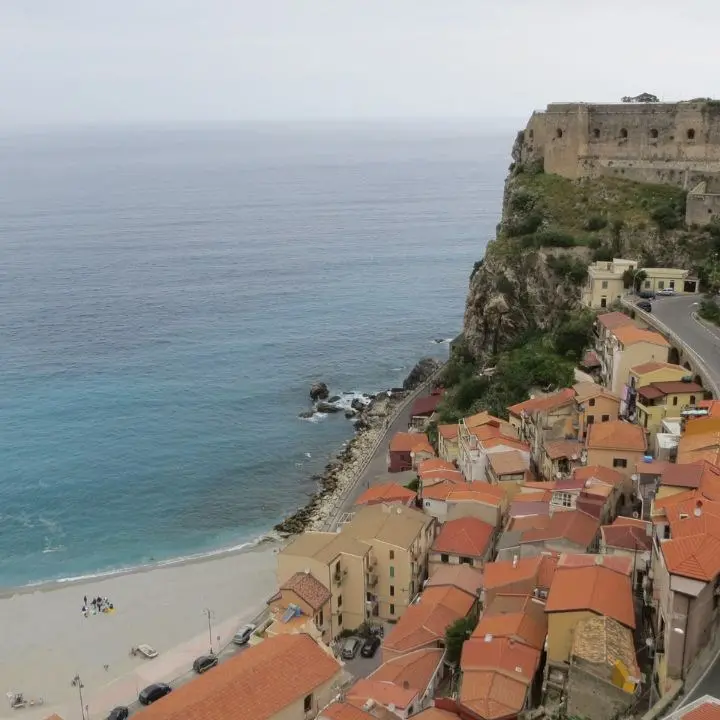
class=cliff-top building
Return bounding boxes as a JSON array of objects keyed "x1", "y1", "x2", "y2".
[{"x1": 519, "y1": 100, "x2": 720, "y2": 226}]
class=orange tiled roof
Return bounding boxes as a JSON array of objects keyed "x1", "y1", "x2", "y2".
[
  {"x1": 573, "y1": 465, "x2": 626, "y2": 487},
  {"x1": 368, "y1": 647, "x2": 444, "y2": 696},
  {"x1": 426, "y1": 564, "x2": 484, "y2": 597},
  {"x1": 585, "y1": 420, "x2": 646, "y2": 452},
  {"x1": 438, "y1": 424, "x2": 460, "y2": 441},
  {"x1": 418, "y1": 458, "x2": 456, "y2": 474},
  {"x1": 597, "y1": 311, "x2": 634, "y2": 330},
  {"x1": 355, "y1": 483, "x2": 416, "y2": 507},
  {"x1": 448, "y1": 488, "x2": 507, "y2": 507},
  {"x1": 544, "y1": 439, "x2": 583, "y2": 461},
  {"x1": 612, "y1": 325, "x2": 670, "y2": 348},
  {"x1": 346, "y1": 679, "x2": 416, "y2": 712},
  {"x1": 413, "y1": 709, "x2": 461, "y2": 720},
  {"x1": 390, "y1": 432, "x2": 434, "y2": 455},
  {"x1": 465, "y1": 411, "x2": 505, "y2": 429},
  {"x1": 520, "y1": 510, "x2": 599, "y2": 549},
  {"x1": 279, "y1": 571, "x2": 331, "y2": 611},
  {"x1": 508, "y1": 388, "x2": 576, "y2": 417},
  {"x1": 556, "y1": 553, "x2": 633, "y2": 575},
  {"x1": 382, "y1": 585, "x2": 475, "y2": 655},
  {"x1": 601, "y1": 521, "x2": 652, "y2": 553},
  {"x1": 462, "y1": 636, "x2": 540, "y2": 680},
  {"x1": 573, "y1": 382, "x2": 620, "y2": 403},
  {"x1": 460, "y1": 670, "x2": 531, "y2": 720},
  {"x1": 482, "y1": 436, "x2": 530, "y2": 453},
  {"x1": 488, "y1": 451, "x2": 529, "y2": 477},
  {"x1": 630, "y1": 360, "x2": 684, "y2": 375},
  {"x1": 132, "y1": 633, "x2": 340, "y2": 720},
  {"x1": 545, "y1": 565, "x2": 635, "y2": 628},
  {"x1": 683, "y1": 700, "x2": 720, "y2": 720},
  {"x1": 483, "y1": 555, "x2": 555, "y2": 590},
  {"x1": 319, "y1": 702, "x2": 392, "y2": 720},
  {"x1": 662, "y1": 534, "x2": 720, "y2": 582},
  {"x1": 432, "y1": 517, "x2": 494, "y2": 558},
  {"x1": 472, "y1": 596, "x2": 547, "y2": 651},
  {"x1": 420, "y1": 469, "x2": 465, "y2": 485}
]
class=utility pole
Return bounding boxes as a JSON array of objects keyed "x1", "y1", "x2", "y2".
[
  {"x1": 203, "y1": 608, "x2": 215, "y2": 654},
  {"x1": 71, "y1": 674, "x2": 86, "y2": 720}
]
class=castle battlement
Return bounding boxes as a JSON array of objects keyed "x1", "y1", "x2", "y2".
[{"x1": 520, "y1": 100, "x2": 720, "y2": 226}]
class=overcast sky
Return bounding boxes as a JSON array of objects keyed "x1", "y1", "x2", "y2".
[{"x1": 1, "y1": 0, "x2": 718, "y2": 128}]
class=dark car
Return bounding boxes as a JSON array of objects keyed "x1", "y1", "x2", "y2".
[
  {"x1": 138, "y1": 683, "x2": 172, "y2": 706},
  {"x1": 341, "y1": 637, "x2": 362, "y2": 660},
  {"x1": 107, "y1": 707, "x2": 129, "y2": 720},
  {"x1": 192, "y1": 655, "x2": 218, "y2": 674},
  {"x1": 360, "y1": 635, "x2": 381, "y2": 658},
  {"x1": 636, "y1": 300, "x2": 652, "y2": 312},
  {"x1": 638, "y1": 290, "x2": 656, "y2": 299}
]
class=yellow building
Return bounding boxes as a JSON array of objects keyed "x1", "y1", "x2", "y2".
[
  {"x1": 581, "y1": 258, "x2": 638, "y2": 309},
  {"x1": 585, "y1": 420, "x2": 647, "y2": 479},
  {"x1": 627, "y1": 361, "x2": 690, "y2": 389},
  {"x1": 343, "y1": 503, "x2": 436, "y2": 621},
  {"x1": 635, "y1": 381, "x2": 704, "y2": 437},
  {"x1": 639, "y1": 267, "x2": 699, "y2": 294},
  {"x1": 573, "y1": 382, "x2": 621, "y2": 441},
  {"x1": 437, "y1": 424, "x2": 459, "y2": 462}
]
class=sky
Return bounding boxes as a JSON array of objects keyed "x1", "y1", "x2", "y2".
[{"x1": 1, "y1": 0, "x2": 719, "y2": 128}]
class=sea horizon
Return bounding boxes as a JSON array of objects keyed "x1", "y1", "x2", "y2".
[{"x1": 0, "y1": 120, "x2": 512, "y2": 587}]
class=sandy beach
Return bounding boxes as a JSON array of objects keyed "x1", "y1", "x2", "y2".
[{"x1": 0, "y1": 544, "x2": 279, "y2": 720}]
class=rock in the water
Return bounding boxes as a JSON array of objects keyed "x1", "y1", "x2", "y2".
[
  {"x1": 351, "y1": 398, "x2": 366, "y2": 412},
  {"x1": 345, "y1": 409, "x2": 357, "y2": 419},
  {"x1": 328, "y1": 395, "x2": 341, "y2": 403},
  {"x1": 316, "y1": 401, "x2": 342, "y2": 413},
  {"x1": 403, "y1": 358, "x2": 441, "y2": 390},
  {"x1": 298, "y1": 410, "x2": 315, "y2": 419},
  {"x1": 310, "y1": 382, "x2": 329, "y2": 401}
]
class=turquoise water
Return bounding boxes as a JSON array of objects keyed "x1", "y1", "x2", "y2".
[{"x1": 0, "y1": 122, "x2": 510, "y2": 586}]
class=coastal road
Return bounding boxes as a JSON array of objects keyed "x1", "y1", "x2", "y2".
[{"x1": 641, "y1": 294, "x2": 720, "y2": 393}]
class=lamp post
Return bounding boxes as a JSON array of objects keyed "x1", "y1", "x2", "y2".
[
  {"x1": 203, "y1": 608, "x2": 215, "y2": 654},
  {"x1": 71, "y1": 674, "x2": 86, "y2": 720}
]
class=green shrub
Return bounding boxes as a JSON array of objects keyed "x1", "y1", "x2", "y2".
[
  {"x1": 470, "y1": 259, "x2": 484, "y2": 279},
  {"x1": 505, "y1": 211, "x2": 544, "y2": 238},
  {"x1": 496, "y1": 273, "x2": 515, "y2": 295},
  {"x1": 546, "y1": 255, "x2": 588, "y2": 285},
  {"x1": 583, "y1": 215, "x2": 608, "y2": 231},
  {"x1": 553, "y1": 309, "x2": 595, "y2": 361},
  {"x1": 534, "y1": 229, "x2": 576, "y2": 247},
  {"x1": 587, "y1": 236, "x2": 603, "y2": 250},
  {"x1": 509, "y1": 190, "x2": 535, "y2": 214},
  {"x1": 699, "y1": 299, "x2": 720, "y2": 325},
  {"x1": 592, "y1": 246, "x2": 614, "y2": 261},
  {"x1": 650, "y1": 194, "x2": 686, "y2": 231}
]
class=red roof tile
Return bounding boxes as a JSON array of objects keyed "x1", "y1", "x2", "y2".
[
  {"x1": 556, "y1": 553, "x2": 633, "y2": 575},
  {"x1": 438, "y1": 424, "x2": 459, "y2": 440},
  {"x1": 573, "y1": 465, "x2": 625, "y2": 486},
  {"x1": 411, "y1": 395, "x2": 443, "y2": 417},
  {"x1": 601, "y1": 522, "x2": 652, "y2": 552},
  {"x1": 346, "y1": 679, "x2": 416, "y2": 712},
  {"x1": 682, "y1": 700, "x2": 720, "y2": 720},
  {"x1": 597, "y1": 311, "x2": 634, "y2": 330},
  {"x1": 612, "y1": 326, "x2": 670, "y2": 348},
  {"x1": 585, "y1": 420, "x2": 646, "y2": 452},
  {"x1": 520, "y1": 510, "x2": 599, "y2": 549},
  {"x1": 432, "y1": 517, "x2": 495, "y2": 558},
  {"x1": 355, "y1": 483, "x2": 416, "y2": 507},
  {"x1": 460, "y1": 670, "x2": 531, "y2": 720},
  {"x1": 544, "y1": 439, "x2": 583, "y2": 461},
  {"x1": 390, "y1": 432, "x2": 435, "y2": 455},
  {"x1": 426, "y1": 564, "x2": 484, "y2": 597},
  {"x1": 508, "y1": 388, "x2": 576, "y2": 417},
  {"x1": 279, "y1": 571, "x2": 331, "y2": 610},
  {"x1": 473, "y1": 596, "x2": 547, "y2": 651}
]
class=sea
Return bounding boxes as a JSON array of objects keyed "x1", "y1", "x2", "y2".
[{"x1": 0, "y1": 121, "x2": 512, "y2": 588}]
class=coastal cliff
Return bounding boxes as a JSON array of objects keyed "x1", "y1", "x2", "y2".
[{"x1": 462, "y1": 131, "x2": 720, "y2": 361}]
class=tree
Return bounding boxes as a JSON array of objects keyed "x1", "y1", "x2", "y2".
[
  {"x1": 445, "y1": 616, "x2": 476, "y2": 665},
  {"x1": 622, "y1": 268, "x2": 646, "y2": 291},
  {"x1": 553, "y1": 310, "x2": 595, "y2": 362},
  {"x1": 621, "y1": 93, "x2": 659, "y2": 103}
]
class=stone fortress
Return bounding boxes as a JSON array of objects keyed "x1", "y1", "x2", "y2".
[{"x1": 518, "y1": 99, "x2": 720, "y2": 226}]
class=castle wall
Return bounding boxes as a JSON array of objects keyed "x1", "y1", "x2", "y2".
[{"x1": 687, "y1": 191, "x2": 720, "y2": 226}]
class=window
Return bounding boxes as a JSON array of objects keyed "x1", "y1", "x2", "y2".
[
  {"x1": 620, "y1": 128, "x2": 628, "y2": 139},
  {"x1": 366, "y1": 592, "x2": 372, "y2": 602},
  {"x1": 390, "y1": 604, "x2": 395, "y2": 615},
  {"x1": 589, "y1": 398, "x2": 596, "y2": 407},
  {"x1": 441, "y1": 553, "x2": 449, "y2": 563},
  {"x1": 672, "y1": 396, "x2": 678, "y2": 406},
  {"x1": 645, "y1": 281, "x2": 651, "y2": 289},
  {"x1": 555, "y1": 492, "x2": 573, "y2": 508},
  {"x1": 670, "y1": 281, "x2": 675, "y2": 289},
  {"x1": 587, "y1": 415, "x2": 595, "y2": 425},
  {"x1": 335, "y1": 561, "x2": 340, "y2": 575},
  {"x1": 528, "y1": 129, "x2": 534, "y2": 140},
  {"x1": 337, "y1": 595, "x2": 342, "y2": 607},
  {"x1": 338, "y1": 613, "x2": 343, "y2": 625},
  {"x1": 690, "y1": 395, "x2": 697, "y2": 405},
  {"x1": 460, "y1": 556, "x2": 473, "y2": 565},
  {"x1": 658, "y1": 281, "x2": 665, "y2": 290},
  {"x1": 317, "y1": 610, "x2": 324, "y2": 626},
  {"x1": 600, "y1": 297, "x2": 607, "y2": 309},
  {"x1": 390, "y1": 566, "x2": 395, "y2": 578},
  {"x1": 650, "y1": 128, "x2": 659, "y2": 139},
  {"x1": 389, "y1": 550, "x2": 395, "y2": 560},
  {"x1": 304, "y1": 694, "x2": 313, "y2": 713},
  {"x1": 601, "y1": 281, "x2": 608, "y2": 289},
  {"x1": 593, "y1": 128, "x2": 600, "y2": 139},
  {"x1": 390, "y1": 585, "x2": 395, "y2": 597},
  {"x1": 687, "y1": 128, "x2": 696, "y2": 140},
  {"x1": 601, "y1": 414, "x2": 610, "y2": 422},
  {"x1": 613, "y1": 458, "x2": 628, "y2": 468},
  {"x1": 556, "y1": 128, "x2": 563, "y2": 138}
]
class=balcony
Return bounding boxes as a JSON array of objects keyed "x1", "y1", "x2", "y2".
[
  {"x1": 367, "y1": 572, "x2": 378, "y2": 587},
  {"x1": 333, "y1": 568, "x2": 347, "y2": 586}
]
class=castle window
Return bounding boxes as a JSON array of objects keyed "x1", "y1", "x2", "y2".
[
  {"x1": 687, "y1": 128, "x2": 696, "y2": 140},
  {"x1": 556, "y1": 128, "x2": 563, "y2": 139},
  {"x1": 650, "y1": 128, "x2": 659, "y2": 139},
  {"x1": 593, "y1": 128, "x2": 600, "y2": 139},
  {"x1": 619, "y1": 128, "x2": 628, "y2": 139},
  {"x1": 528, "y1": 129, "x2": 534, "y2": 140}
]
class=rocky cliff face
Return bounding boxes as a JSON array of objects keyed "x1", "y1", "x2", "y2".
[{"x1": 462, "y1": 132, "x2": 718, "y2": 361}]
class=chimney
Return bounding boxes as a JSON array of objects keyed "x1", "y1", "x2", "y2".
[
  {"x1": 694, "y1": 500, "x2": 703, "y2": 517},
  {"x1": 402, "y1": 681, "x2": 410, "y2": 690},
  {"x1": 594, "y1": 555, "x2": 603, "y2": 565},
  {"x1": 512, "y1": 555, "x2": 518, "y2": 568},
  {"x1": 484, "y1": 633, "x2": 493, "y2": 643}
]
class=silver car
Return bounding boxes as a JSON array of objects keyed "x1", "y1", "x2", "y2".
[
  {"x1": 232, "y1": 624, "x2": 255, "y2": 645},
  {"x1": 341, "y1": 637, "x2": 362, "y2": 659}
]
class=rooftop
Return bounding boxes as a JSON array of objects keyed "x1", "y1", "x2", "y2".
[
  {"x1": 432, "y1": 517, "x2": 495, "y2": 558},
  {"x1": 488, "y1": 451, "x2": 529, "y2": 477},
  {"x1": 425, "y1": 564, "x2": 484, "y2": 598},
  {"x1": 573, "y1": 465, "x2": 626, "y2": 486},
  {"x1": 367, "y1": 647, "x2": 444, "y2": 698},
  {"x1": 601, "y1": 520, "x2": 652, "y2": 553},
  {"x1": 132, "y1": 633, "x2": 340, "y2": 720},
  {"x1": 631, "y1": 360, "x2": 686, "y2": 376},
  {"x1": 418, "y1": 458, "x2": 456, "y2": 474},
  {"x1": 281, "y1": 532, "x2": 370, "y2": 564},
  {"x1": 573, "y1": 382, "x2": 619, "y2": 403},
  {"x1": 520, "y1": 509, "x2": 599, "y2": 549},
  {"x1": 571, "y1": 615, "x2": 640, "y2": 679},
  {"x1": 666, "y1": 696, "x2": 720, "y2": 720},
  {"x1": 411, "y1": 395, "x2": 443, "y2": 417},
  {"x1": 596, "y1": 312, "x2": 635, "y2": 331},
  {"x1": 345, "y1": 503, "x2": 431, "y2": 550},
  {"x1": 586, "y1": 420, "x2": 647, "y2": 452},
  {"x1": 546, "y1": 564, "x2": 635, "y2": 628},
  {"x1": 438, "y1": 424, "x2": 459, "y2": 440},
  {"x1": 473, "y1": 595, "x2": 548, "y2": 651},
  {"x1": 638, "y1": 381, "x2": 704, "y2": 400},
  {"x1": 612, "y1": 325, "x2": 670, "y2": 348},
  {"x1": 508, "y1": 388, "x2": 576, "y2": 417},
  {"x1": 555, "y1": 552, "x2": 633, "y2": 575},
  {"x1": 483, "y1": 554, "x2": 557, "y2": 591},
  {"x1": 355, "y1": 483, "x2": 417, "y2": 507},
  {"x1": 346, "y1": 679, "x2": 416, "y2": 712},
  {"x1": 390, "y1": 432, "x2": 435, "y2": 455},
  {"x1": 544, "y1": 439, "x2": 583, "y2": 461},
  {"x1": 320, "y1": 703, "x2": 395, "y2": 720},
  {"x1": 279, "y1": 571, "x2": 331, "y2": 611}
]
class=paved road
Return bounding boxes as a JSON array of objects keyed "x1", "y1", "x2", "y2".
[
  {"x1": 641, "y1": 294, "x2": 720, "y2": 393},
  {"x1": 679, "y1": 658, "x2": 720, "y2": 709}
]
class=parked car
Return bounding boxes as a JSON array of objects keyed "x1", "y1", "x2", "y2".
[
  {"x1": 138, "y1": 683, "x2": 172, "y2": 706},
  {"x1": 636, "y1": 300, "x2": 652, "y2": 312},
  {"x1": 341, "y1": 637, "x2": 362, "y2": 660},
  {"x1": 658, "y1": 288, "x2": 677, "y2": 296},
  {"x1": 107, "y1": 707, "x2": 129, "y2": 720},
  {"x1": 360, "y1": 635, "x2": 381, "y2": 658},
  {"x1": 192, "y1": 655, "x2": 218, "y2": 674},
  {"x1": 638, "y1": 290, "x2": 656, "y2": 299},
  {"x1": 232, "y1": 624, "x2": 255, "y2": 646}
]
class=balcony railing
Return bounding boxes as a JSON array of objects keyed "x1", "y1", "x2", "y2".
[
  {"x1": 367, "y1": 572, "x2": 378, "y2": 587},
  {"x1": 333, "y1": 568, "x2": 347, "y2": 586}
]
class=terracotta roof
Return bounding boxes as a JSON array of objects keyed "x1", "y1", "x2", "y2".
[
  {"x1": 659, "y1": 463, "x2": 706, "y2": 489},
  {"x1": 682, "y1": 700, "x2": 720, "y2": 720},
  {"x1": 507, "y1": 513, "x2": 550, "y2": 532},
  {"x1": 355, "y1": 483, "x2": 416, "y2": 507},
  {"x1": 411, "y1": 395, "x2": 443, "y2": 417},
  {"x1": 521, "y1": 481, "x2": 557, "y2": 491},
  {"x1": 420, "y1": 469, "x2": 465, "y2": 486},
  {"x1": 483, "y1": 555, "x2": 556, "y2": 591},
  {"x1": 280, "y1": 571, "x2": 331, "y2": 611},
  {"x1": 556, "y1": 553, "x2": 633, "y2": 576},
  {"x1": 464, "y1": 411, "x2": 505, "y2": 429},
  {"x1": 447, "y1": 488, "x2": 507, "y2": 508},
  {"x1": 473, "y1": 596, "x2": 548, "y2": 650},
  {"x1": 630, "y1": 360, "x2": 685, "y2": 376},
  {"x1": 510, "y1": 499, "x2": 550, "y2": 519},
  {"x1": 612, "y1": 325, "x2": 670, "y2": 348},
  {"x1": 576, "y1": 494, "x2": 606, "y2": 518},
  {"x1": 462, "y1": 636, "x2": 540, "y2": 680},
  {"x1": 573, "y1": 382, "x2": 619, "y2": 403},
  {"x1": 586, "y1": 420, "x2": 646, "y2": 452},
  {"x1": 418, "y1": 458, "x2": 456, "y2": 474},
  {"x1": 638, "y1": 381, "x2": 704, "y2": 400},
  {"x1": 390, "y1": 432, "x2": 435, "y2": 455},
  {"x1": 438, "y1": 424, "x2": 459, "y2": 440},
  {"x1": 382, "y1": 585, "x2": 475, "y2": 655},
  {"x1": 698, "y1": 400, "x2": 720, "y2": 418},
  {"x1": 508, "y1": 388, "x2": 576, "y2": 417},
  {"x1": 346, "y1": 679, "x2": 416, "y2": 712},
  {"x1": 460, "y1": 670, "x2": 531, "y2": 720},
  {"x1": 481, "y1": 436, "x2": 530, "y2": 452},
  {"x1": 132, "y1": 633, "x2": 340, "y2": 720},
  {"x1": 368, "y1": 647, "x2": 444, "y2": 696},
  {"x1": 637, "y1": 385, "x2": 665, "y2": 401},
  {"x1": 513, "y1": 490, "x2": 552, "y2": 503},
  {"x1": 320, "y1": 702, "x2": 394, "y2": 720},
  {"x1": 426, "y1": 564, "x2": 484, "y2": 597},
  {"x1": 580, "y1": 350, "x2": 601, "y2": 369},
  {"x1": 545, "y1": 565, "x2": 635, "y2": 628},
  {"x1": 571, "y1": 615, "x2": 640, "y2": 679},
  {"x1": 520, "y1": 510, "x2": 599, "y2": 549},
  {"x1": 488, "y1": 451, "x2": 529, "y2": 477},
  {"x1": 597, "y1": 311, "x2": 634, "y2": 330},
  {"x1": 661, "y1": 527, "x2": 720, "y2": 582},
  {"x1": 432, "y1": 517, "x2": 495, "y2": 558},
  {"x1": 345, "y1": 503, "x2": 431, "y2": 549},
  {"x1": 413, "y1": 710, "x2": 461, "y2": 720},
  {"x1": 544, "y1": 439, "x2": 583, "y2": 461},
  {"x1": 601, "y1": 523, "x2": 651, "y2": 552}
]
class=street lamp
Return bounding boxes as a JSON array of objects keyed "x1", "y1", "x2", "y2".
[
  {"x1": 203, "y1": 608, "x2": 215, "y2": 654},
  {"x1": 71, "y1": 674, "x2": 86, "y2": 720}
]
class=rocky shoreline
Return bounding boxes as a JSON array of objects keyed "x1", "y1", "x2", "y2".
[{"x1": 274, "y1": 357, "x2": 442, "y2": 536}]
